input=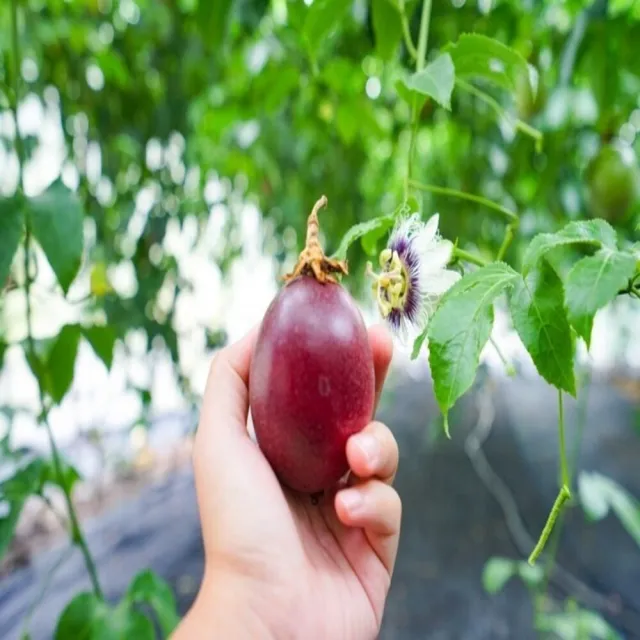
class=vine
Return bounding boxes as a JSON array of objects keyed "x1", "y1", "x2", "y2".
[{"x1": 336, "y1": 0, "x2": 640, "y2": 571}]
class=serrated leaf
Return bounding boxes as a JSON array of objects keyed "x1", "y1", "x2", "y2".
[
  {"x1": 445, "y1": 33, "x2": 533, "y2": 95},
  {"x1": 302, "y1": 0, "x2": 350, "y2": 59},
  {"x1": 508, "y1": 261, "x2": 576, "y2": 396},
  {"x1": 332, "y1": 213, "x2": 396, "y2": 261},
  {"x1": 482, "y1": 557, "x2": 515, "y2": 594},
  {"x1": 0, "y1": 197, "x2": 23, "y2": 287},
  {"x1": 427, "y1": 263, "x2": 519, "y2": 425},
  {"x1": 371, "y1": 0, "x2": 402, "y2": 61},
  {"x1": 82, "y1": 325, "x2": 117, "y2": 370},
  {"x1": 522, "y1": 219, "x2": 618, "y2": 275},
  {"x1": 404, "y1": 53, "x2": 455, "y2": 110},
  {"x1": 126, "y1": 570, "x2": 180, "y2": 636},
  {"x1": 27, "y1": 180, "x2": 84, "y2": 295},
  {"x1": 565, "y1": 249, "x2": 636, "y2": 348},
  {"x1": 47, "y1": 325, "x2": 81, "y2": 403},
  {"x1": 578, "y1": 471, "x2": 640, "y2": 548}
]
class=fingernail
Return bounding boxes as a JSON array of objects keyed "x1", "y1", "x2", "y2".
[
  {"x1": 340, "y1": 489, "x2": 363, "y2": 514},
  {"x1": 355, "y1": 433, "x2": 379, "y2": 468}
]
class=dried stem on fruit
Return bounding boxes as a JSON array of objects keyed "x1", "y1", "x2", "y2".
[{"x1": 284, "y1": 195, "x2": 349, "y2": 285}]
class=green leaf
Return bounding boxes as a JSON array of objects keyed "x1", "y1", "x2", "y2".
[
  {"x1": 403, "y1": 53, "x2": 455, "y2": 110},
  {"x1": 445, "y1": 33, "x2": 534, "y2": 95},
  {"x1": 371, "y1": 0, "x2": 402, "y2": 61},
  {"x1": 82, "y1": 325, "x2": 117, "y2": 370},
  {"x1": 609, "y1": 0, "x2": 636, "y2": 17},
  {"x1": 55, "y1": 592, "x2": 154, "y2": 640},
  {"x1": 302, "y1": 0, "x2": 350, "y2": 60},
  {"x1": 482, "y1": 557, "x2": 515, "y2": 594},
  {"x1": 126, "y1": 570, "x2": 180, "y2": 636},
  {"x1": 0, "y1": 457, "x2": 49, "y2": 561},
  {"x1": 55, "y1": 592, "x2": 102, "y2": 640},
  {"x1": 517, "y1": 561, "x2": 544, "y2": 588},
  {"x1": 564, "y1": 249, "x2": 636, "y2": 347},
  {"x1": 332, "y1": 213, "x2": 396, "y2": 261},
  {"x1": 47, "y1": 325, "x2": 81, "y2": 404},
  {"x1": 0, "y1": 498, "x2": 26, "y2": 561},
  {"x1": 360, "y1": 223, "x2": 389, "y2": 257},
  {"x1": 522, "y1": 220, "x2": 618, "y2": 275},
  {"x1": 42, "y1": 458, "x2": 81, "y2": 495},
  {"x1": 538, "y1": 609, "x2": 622, "y2": 640},
  {"x1": 427, "y1": 263, "x2": 519, "y2": 426},
  {"x1": 0, "y1": 197, "x2": 23, "y2": 287},
  {"x1": 508, "y1": 261, "x2": 576, "y2": 396},
  {"x1": 578, "y1": 471, "x2": 640, "y2": 548},
  {"x1": 411, "y1": 327, "x2": 428, "y2": 360},
  {"x1": 0, "y1": 340, "x2": 7, "y2": 370},
  {"x1": 27, "y1": 180, "x2": 84, "y2": 295}
]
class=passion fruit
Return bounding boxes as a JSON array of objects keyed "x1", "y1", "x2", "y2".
[
  {"x1": 249, "y1": 197, "x2": 376, "y2": 494},
  {"x1": 586, "y1": 144, "x2": 639, "y2": 224}
]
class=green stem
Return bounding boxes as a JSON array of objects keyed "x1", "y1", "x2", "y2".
[
  {"x1": 558, "y1": 390, "x2": 570, "y2": 488},
  {"x1": 528, "y1": 390, "x2": 572, "y2": 565},
  {"x1": 489, "y1": 336, "x2": 515, "y2": 377},
  {"x1": 10, "y1": 0, "x2": 25, "y2": 181},
  {"x1": 528, "y1": 485, "x2": 571, "y2": 566},
  {"x1": 453, "y1": 247, "x2": 489, "y2": 267},
  {"x1": 456, "y1": 78, "x2": 544, "y2": 152},
  {"x1": 398, "y1": 1, "x2": 418, "y2": 60},
  {"x1": 496, "y1": 224, "x2": 515, "y2": 262},
  {"x1": 415, "y1": 0, "x2": 432, "y2": 73},
  {"x1": 404, "y1": 0, "x2": 432, "y2": 202},
  {"x1": 12, "y1": 0, "x2": 103, "y2": 601},
  {"x1": 408, "y1": 179, "x2": 519, "y2": 224},
  {"x1": 535, "y1": 370, "x2": 591, "y2": 612}
]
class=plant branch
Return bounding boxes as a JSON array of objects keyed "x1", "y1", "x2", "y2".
[
  {"x1": 453, "y1": 247, "x2": 489, "y2": 267},
  {"x1": 455, "y1": 78, "x2": 543, "y2": 152},
  {"x1": 528, "y1": 390, "x2": 572, "y2": 565},
  {"x1": 404, "y1": 0, "x2": 432, "y2": 201},
  {"x1": 415, "y1": 0, "x2": 432, "y2": 73},
  {"x1": 489, "y1": 336, "x2": 515, "y2": 377},
  {"x1": 408, "y1": 179, "x2": 520, "y2": 224},
  {"x1": 12, "y1": 0, "x2": 103, "y2": 601},
  {"x1": 496, "y1": 224, "x2": 515, "y2": 262},
  {"x1": 558, "y1": 390, "x2": 570, "y2": 488},
  {"x1": 398, "y1": 1, "x2": 418, "y2": 60},
  {"x1": 10, "y1": 0, "x2": 26, "y2": 180}
]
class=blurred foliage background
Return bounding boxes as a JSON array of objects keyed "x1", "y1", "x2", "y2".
[{"x1": 1, "y1": 0, "x2": 640, "y2": 637}]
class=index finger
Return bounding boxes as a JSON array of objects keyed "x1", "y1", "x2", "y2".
[
  {"x1": 199, "y1": 325, "x2": 259, "y2": 437},
  {"x1": 368, "y1": 323, "x2": 393, "y2": 413}
]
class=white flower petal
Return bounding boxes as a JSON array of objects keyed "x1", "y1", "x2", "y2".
[
  {"x1": 419, "y1": 239, "x2": 454, "y2": 275},
  {"x1": 423, "y1": 268, "x2": 461, "y2": 295},
  {"x1": 421, "y1": 213, "x2": 440, "y2": 245}
]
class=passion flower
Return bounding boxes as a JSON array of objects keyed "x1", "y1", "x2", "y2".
[{"x1": 367, "y1": 213, "x2": 460, "y2": 343}]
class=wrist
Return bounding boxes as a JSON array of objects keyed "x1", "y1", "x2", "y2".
[{"x1": 173, "y1": 569, "x2": 279, "y2": 640}]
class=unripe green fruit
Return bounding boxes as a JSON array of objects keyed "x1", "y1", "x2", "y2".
[{"x1": 585, "y1": 144, "x2": 639, "y2": 223}]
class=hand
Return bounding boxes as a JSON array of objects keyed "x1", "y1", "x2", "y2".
[{"x1": 173, "y1": 324, "x2": 400, "y2": 640}]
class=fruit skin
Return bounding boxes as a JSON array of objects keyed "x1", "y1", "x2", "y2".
[
  {"x1": 249, "y1": 276, "x2": 375, "y2": 494},
  {"x1": 586, "y1": 144, "x2": 639, "y2": 224}
]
